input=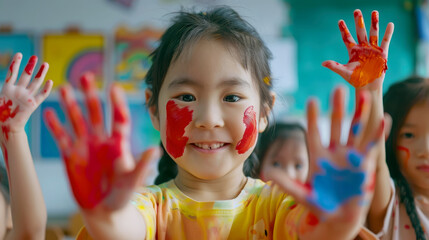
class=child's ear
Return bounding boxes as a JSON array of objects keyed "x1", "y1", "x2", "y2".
[
  {"x1": 258, "y1": 91, "x2": 276, "y2": 132},
  {"x1": 145, "y1": 89, "x2": 160, "y2": 131}
]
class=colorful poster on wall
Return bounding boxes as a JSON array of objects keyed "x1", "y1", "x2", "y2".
[
  {"x1": 128, "y1": 96, "x2": 160, "y2": 156},
  {"x1": 114, "y1": 27, "x2": 163, "y2": 91},
  {"x1": 43, "y1": 33, "x2": 105, "y2": 90},
  {"x1": 0, "y1": 33, "x2": 34, "y2": 84}
]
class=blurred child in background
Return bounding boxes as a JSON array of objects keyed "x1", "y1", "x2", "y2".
[{"x1": 254, "y1": 122, "x2": 309, "y2": 183}]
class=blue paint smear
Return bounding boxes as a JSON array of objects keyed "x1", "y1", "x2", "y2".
[
  {"x1": 347, "y1": 150, "x2": 363, "y2": 167},
  {"x1": 308, "y1": 159, "x2": 365, "y2": 213},
  {"x1": 352, "y1": 123, "x2": 361, "y2": 136}
]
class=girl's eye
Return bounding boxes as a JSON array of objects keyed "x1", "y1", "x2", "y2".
[
  {"x1": 400, "y1": 132, "x2": 415, "y2": 139},
  {"x1": 295, "y1": 163, "x2": 303, "y2": 170},
  {"x1": 224, "y1": 95, "x2": 241, "y2": 102},
  {"x1": 178, "y1": 94, "x2": 196, "y2": 102}
]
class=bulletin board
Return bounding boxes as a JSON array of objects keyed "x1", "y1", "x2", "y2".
[
  {"x1": 42, "y1": 33, "x2": 105, "y2": 89},
  {"x1": 114, "y1": 27, "x2": 163, "y2": 92}
]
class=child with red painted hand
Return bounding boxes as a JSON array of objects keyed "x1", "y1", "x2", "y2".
[
  {"x1": 0, "y1": 53, "x2": 53, "y2": 239},
  {"x1": 45, "y1": 6, "x2": 385, "y2": 240},
  {"x1": 320, "y1": 9, "x2": 429, "y2": 240}
]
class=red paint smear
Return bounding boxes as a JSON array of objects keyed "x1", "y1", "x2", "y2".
[
  {"x1": 295, "y1": 179, "x2": 313, "y2": 193},
  {"x1": 88, "y1": 98, "x2": 103, "y2": 126},
  {"x1": 1, "y1": 142, "x2": 8, "y2": 173},
  {"x1": 371, "y1": 12, "x2": 378, "y2": 31},
  {"x1": 9, "y1": 60, "x2": 15, "y2": 72},
  {"x1": 305, "y1": 212, "x2": 319, "y2": 226},
  {"x1": 289, "y1": 203, "x2": 297, "y2": 210},
  {"x1": 236, "y1": 106, "x2": 257, "y2": 154},
  {"x1": 349, "y1": 48, "x2": 387, "y2": 87},
  {"x1": 0, "y1": 99, "x2": 19, "y2": 123},
  {"x1": 1, "y1": 126, "x2": 10, "y2": 141},
  {"x1": 366, "y1": 171, "x2": 376, "y2": 191},
  {"x1": 166, "y1": 100, "x2": 193, "y2": 158},
  {"x1": 397, "y1": 145, "x2": 410, "y2": 169},
  {"x1": 405, "y1": 224, "x2": 410, "y2": 230},
  {"x1": 111, "y1": 85, "x2": 129, "y2": 125},
  {"x1": 24, "y1": 56, "x2": 38, "y2": 75},
  {"x1": 35, "y1": 64, "x2": 45, "y2": 78},
  {"x1": 65, "y1": 136, "x2": 121, "y2": 209}
]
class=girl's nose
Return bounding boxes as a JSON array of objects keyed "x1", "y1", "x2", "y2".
[{"x1": 194, "y1": 101, "x2": 224, "y2": 129}]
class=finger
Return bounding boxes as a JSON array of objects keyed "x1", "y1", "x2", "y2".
[
  {"x1": 329, "y1": 87, "x2": 345, "y2": 151},
  {"x1": 59, "y1": 85, "x2": 88, "y2": 138},
  {"x1": 380, "y1": 22, "x2": 394, "y2": 58},
  {"x1": 347, "y1": 91, "x2": 371, "y2": 149},
  {"x1": 17, "y1": 55, "x2": 38, "y2": 88},
  {"x1": 4, "y1": 53, "x2": 23, "y2": 86},
  {"x1": 80, "y1": 72, "x2": 105, "y2": 135},
  {"x1": 306, "y1": 98, "x2": 323, "y2": 176},
  {"x1": 354, "y1": 9, "x2": 368, "y2": 45},
  {"x1": 131, "y1": 147, "x2": 162, "y2": 187},
  {"x1": 27, "y1": 63, "x2": 49, "y2": 95},
  {"x1": 43, "y1": 108, "x2": 73, "y2": 153},
  {"x1": 322, "y1": 61, "x2": 351, "y2": 80},
  {"x1": 34, "y1": 80, "x2": 53, "y2": 107},
  {"x1": 369, "y1": 11, "x2": 379, "y2": 46},
  {"x1": 110, "y1": 83, "x2": 130, "y2": 139},
  {"x1": 262, "y1": 166, "x2": 312, "y2": 206},
  {"x1": 338, "y1": 20, "x2": 356, "y2": 50}
]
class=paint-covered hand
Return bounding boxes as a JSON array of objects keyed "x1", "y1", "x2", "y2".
[
  {"x1": 322, "y1": 9, "x2": 394, "y2": 89},
  {"x1": 0, "y1": 53, "x2": 52, "y2": 140},
  {"x1": 261, "y1": 87, "x2": 385, "y2": 239},
  {"x1": 44, "y1": 73, "x2": 159, "y2": 210}
]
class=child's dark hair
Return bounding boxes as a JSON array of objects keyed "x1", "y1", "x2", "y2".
[
  {"x1": 383, "y1": 76, "x2": 429, "y2": 240},
  {"x1": 0, "y1": 165, "x2": 9, "y2": 203},
  {"x1": 252, "y1": 122, "x2": 308, "y2": 178},
  {"x1": 146, "y1": 6, "x2": 274, "y2": 185}
]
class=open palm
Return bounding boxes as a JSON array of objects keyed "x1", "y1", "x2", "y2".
[
  {"x1": 0, "y1": 53, "x2": 52, "y2": 139},
  {"x1": 322, "y1": 10, "x2": 394, "y2": 90},
  {"x1": 44, "y1": 73, "x2": 159, "y2": 210}
]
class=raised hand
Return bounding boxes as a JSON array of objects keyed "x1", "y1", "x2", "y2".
[
  {"x1": 322, "y1": 9, "x2": 394, "y2": 90},
  {"x1": 0, "y1": 53, "x2": 52, "y2": 140},
  {"x1": 44, "y1": 73, "x2": 159, "y2": 210},
  {"x1": 261, "y1": 87, "x2": 385, "y2": 238}
]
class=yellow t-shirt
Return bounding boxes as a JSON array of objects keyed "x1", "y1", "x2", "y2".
[{"x1": 77, "y1": 178, "x2": 301, "y2": 239}]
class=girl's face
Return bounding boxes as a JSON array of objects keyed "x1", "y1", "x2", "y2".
[
  {"x1": 261, "y1": 136, "x2": 309, "y2": 183},
  {"x1": 150, "y1": 38, "x2": 269, "y2": 180},
  {"x1": 397, "y1": 101, "x2": 429, "y2": 193}
]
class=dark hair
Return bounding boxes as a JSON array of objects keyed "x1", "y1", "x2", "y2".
[
  {"x1": 383, "y1": 76, "x2": 429, "y2": 240},
  {"x1": 252, "y1": 122, "x2": 308, "y2": 178},
  {"x1": 0, "y1": 165, "x2": 9, "y2": 203},
  {"x1": 147, "y1": 6, "x2": 274, "y2": 185}
]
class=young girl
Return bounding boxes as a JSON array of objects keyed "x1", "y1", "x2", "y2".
[
  {"x1": 44, "y1": 6, "x2": 384, "y2": 239},
  {"x1": 0, "y1": 53, "x2": 53, "y2": 239},
  {"x1": 254, "y1": 122, "x2": 309, "y2": 183},
  {"x1": 373, "y1": 76, "x2": 429, "y2": 239}
]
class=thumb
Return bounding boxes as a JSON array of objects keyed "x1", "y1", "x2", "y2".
[{"x1": 130, "y1": 147, "x2": 162, "y2": 187}]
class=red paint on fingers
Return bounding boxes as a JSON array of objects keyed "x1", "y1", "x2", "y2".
[
  {"x1": 166, "y1": 100, "x2": 193, "y2": 158},
  {"x1": 339, "y1": 21, "x2": 355, "y2": 48},
  {"x1": 60, "y1": 88, "x2": 87, "y2": 137},
  {"x1": 35, "y1": 64, "x2": 45, "y2": 78},
  {"x1": 236, "y1": 106, "x2": 257, "y2": 154},
  {"x1": 25, "y1": 56, "x2": 38, "y2": 75}
]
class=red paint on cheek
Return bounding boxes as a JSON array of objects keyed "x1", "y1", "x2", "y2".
[
  {"x1": 35, "y1": 64, "x2": 45, "y2": 78},
  {"x1": 236, "y1": 106, "x2": 257, "y2": 154},
  {"x1": 25, "y1": 56, "x2": 38, "y2": 75},
  {"x1": 166, "y1": 100, "x2": 193, "y2": 158},
  {"x1": 397, "y1": 145, "x2": 410, "y2": 169}
]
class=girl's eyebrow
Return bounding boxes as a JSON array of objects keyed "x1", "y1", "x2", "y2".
[{"x1": 167, "y1": 77, "x2": 251, "y2": 89}]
